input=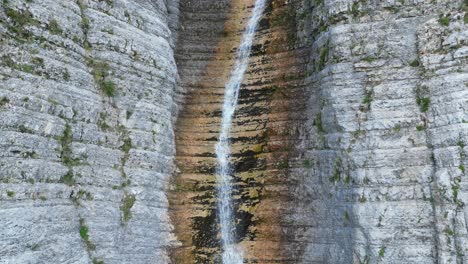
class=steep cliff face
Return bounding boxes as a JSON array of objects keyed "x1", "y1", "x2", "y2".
[
  {"x1": 0, "y1": 0, "x2": 467, "y2": 263},
  {"x1": 170, "y1": 0, "x2": 306, "y2": 262},
  {"x1": 171, "y1": 0, "x2": 468, "y2": 263},
  {"x1": 292, "y1": 0, "x2": 468, "y2": 263},
  {"x1": 0, "y1": 0, "x2": 179, "y2": 263}
]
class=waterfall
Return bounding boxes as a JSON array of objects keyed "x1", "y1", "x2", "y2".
[{"x1": 214, "y1": 0, "x2": 266, "y2": 263}]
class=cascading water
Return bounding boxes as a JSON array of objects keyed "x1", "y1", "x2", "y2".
[{"x1": 214, "y1": 0, "x2": 266, "y2": 263}]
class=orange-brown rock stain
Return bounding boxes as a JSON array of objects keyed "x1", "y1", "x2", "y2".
[{"x1": 169, "y1": 0, "x2": 307, "y2": 263}]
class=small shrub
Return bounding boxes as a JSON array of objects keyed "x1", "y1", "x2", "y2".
[
  {"x1": 81, "y1": 16, "x2": 90, "y2": 31},
  {"x1": 443, "y1": 227, "x2": 455, "y2": 236},
  {"x1": 79, "y1": 218, "x2": 96, "y2": 250},
  {"x1": 303, "y1": 159, "x2": 311, "y2": 168},
  {"x1": 60, "y1": 170, "x2": 75, "y2": 186},
  {"x1": 0, "y1": 97, "x2": 9, "y2": 106},
  {"x1": 31, "y1": 57, "x2": 44, "y2": 66},
  {"x1": 92, "y1": 259, "x2": 105, "y2": 264},
  {"x1": 121, "y1": 137, "x2": 132, "y2": 153},
  {"x1": 439, "y1": 15, "x2": 450, "y2": 26},
  {"x1": 5, "y1": 7, "x2": 39, "y2": 39},
  {"x1": 31, "y1": 244, "x2": 40, "y2": 251},
  {"x1": 317, "y1": 45, "x2": 329, "y2": 71},
  {"x1": 329, "y1": 158, "x2": 342, "y2": 183},
  {"x1": 5, "y1": 8, "x2": 38, "y2": 27},
  {"x1": 362, "y1": 89, "x2": 373, "y2": 108},
  {"x1": 126, "y1": 110, "x2": 133, "y2": 119},
  {"x1": 409, "y1": 59, "x2": 420, "y2": 67},
  {"x1": 313, "y1": 112, "x2": 324, "y2": 133},
  {"x1": 362, "y1": 56, "x2": 375, "y2": 63},
  {"x1": 343, "y1": 211, "x2": 350, "y2": 221},
  {"x1": 459, "y1": 165, "x2": 465, "y2": 173},
  {"x1": 416, "y1": 124, "x2": 426, "y2": 131},
  {"x1": 378, "y1": 246, "x2": 385, "y2": 257},
  {"x1": 60, "y1": 124, "x2": 73, "y2": 165},
  {"x1": 7, "y1": 190, "x2": 15, "y2": 197},
  {"x1": 457, "y1": 140, "x2": 465, "y2": 149},
  {"x1": 121, "y1": 193, "x2": 136, "y2": 223},
  {"x1": 63, "y1": 69, "x2": 70, "y2": 81},
  {"x1": 79, "y1": 225, "x2": 88, "y2": 240},
  {"x1": 359, "y1": 195, "x2": 367, "y2": 203},
  {"x1": 101, "y1": 80, "x2": 115, "y2": 96},
  {"x1": 47, "y1": 19, "x2": 62, "y2": 35},
  {"x1": 91, "y1": 61, "x2": 116, "y2": 96},
  {"x1": 417, "y1": 97, "x2": 430, "y2": 112}
]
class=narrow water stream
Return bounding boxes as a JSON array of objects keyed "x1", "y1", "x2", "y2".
[{"x1": 214, "y1": 0, "x2": 267, "y2": 263}]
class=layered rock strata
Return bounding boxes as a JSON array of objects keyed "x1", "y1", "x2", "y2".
[
  {"x1": 169, "y1": 0, "x2": 306, "y2": 262},
  {"x1": 291, "y1": 0, "x2": 468, "y2": 263},
  {"x1": 0, "y1": 0, "x2": 467, "y2": 263},
  {"x1": 0, "y1": 0, "x2": 179, "y2": 263}
]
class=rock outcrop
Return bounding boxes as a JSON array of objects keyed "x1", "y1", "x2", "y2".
[
  {"x1": 0, "y1": 0, "x2": 179, "y2": 263},
  {"x1": 1, "y1": 0, "x2": 467, "y2": 263}
]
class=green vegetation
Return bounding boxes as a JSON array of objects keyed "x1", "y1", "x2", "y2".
[
  {"x1": 329, "y1": 158, "x2": 342, "y2": 183},
  {"x1": 60, "y1": 170, "x2": 75, "y2": 186},
  {"x1": 378, "y1": 246, "x2": 386, "y2": 257},
  {"x1": 303, "y1": 159, "x2": 312, "y2": 168},
  {"x1": 90, "y1": 61, "x2": 116, "y2": 96},
  {"x1": 121, "y1": 137, "x2": 132, "y2": 153},
  {"x1": 32, "y1": 57, "x2": 44, "y2": 67},
  {"x1": 439, "y1": 15, "x2": 450, "y2": 26},
  {"x1": 5, "y1": 7, "x2": 40, "y2": 39},
  {"x1": 7, "y1": 190, "x2": 15, "y2": 197},
  {"x1": 443, "y1": 227, "x2": 455, "y2": 236},
  {"x1": 60, "y1": 124, "x2": 74, "y2": 165},
  {"x1": 126, "y1": 110, "x2": 133, "y2": 119},
  {"x1": 1, "y1": 55, "x2": 39, "y2": 74},
  {"x1": 393, "y1": 124, "x2": 401, "y2": 132},
  {"x1": 417, "y1": 97, "x2": 430, "y2": 112},
  {"x1": 362, "y1": 89, "x2": 373, "y2": 109},
  {"x1": 314, "y1": 112, "x2": 324, "y2": 133},
  {"x1": 98, "y1": 0, "x2": 113, "y2": 5},
  {"x1": 92, "y1": 259, "x2": 105, "y2": 264},
  {"x1": 457, "y1": 139, "x2": 465, "y2": 149},
  {"x1": 47, "y1": 19, "x2": 62, "y2": 35},
  {"x1": 0, "y1": 97, "x2": 9, "y2": 107},
  {"x1": 409, "y1": 59, "x2": 420, "y2": 67},
  {"x1": 63, "y1": 68, "x2": 70, "y2": 81},
  {"x1": 343, "y1": 211, "x2": 350, "y2": 221},
  {"x1": 359, "y1": 194, "x2": 367, "y2": 203},
  {"x1": 317, "y1": 45, "x2": 329, "y2": 71},
  {"x1": 452, "y1": 184, "x2": 460, "y2": 201},
  {"x1": 362, "y1": 56, "x2": 376, "y2": 63},
  {"x1": 30, "y1": 244, "x2": 40, "y2": 251},
  {"x1": 351, "y1": 2, "x2": 360, "y2": 17},
  {"x1": 416, "y1": 124, "x2": 426, "y2": 131},
  {"x1": 121, "y1": 193, "x2": 136, "y2": 223},
  {"x1": 459, "y1": 165, "x2": 465, "y2": 173},
  {"x1": 79, "y1": 218, "x2": 96, "y2": 250}
]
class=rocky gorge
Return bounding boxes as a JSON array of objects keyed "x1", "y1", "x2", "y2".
[{"x1": 1, "y1": 0, "x2": 468, "y2": 263}]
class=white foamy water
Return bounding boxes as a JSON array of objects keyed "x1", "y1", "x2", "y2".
[{"x1": 214, "y1": 0, "x2": 266, "y2": 263}]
